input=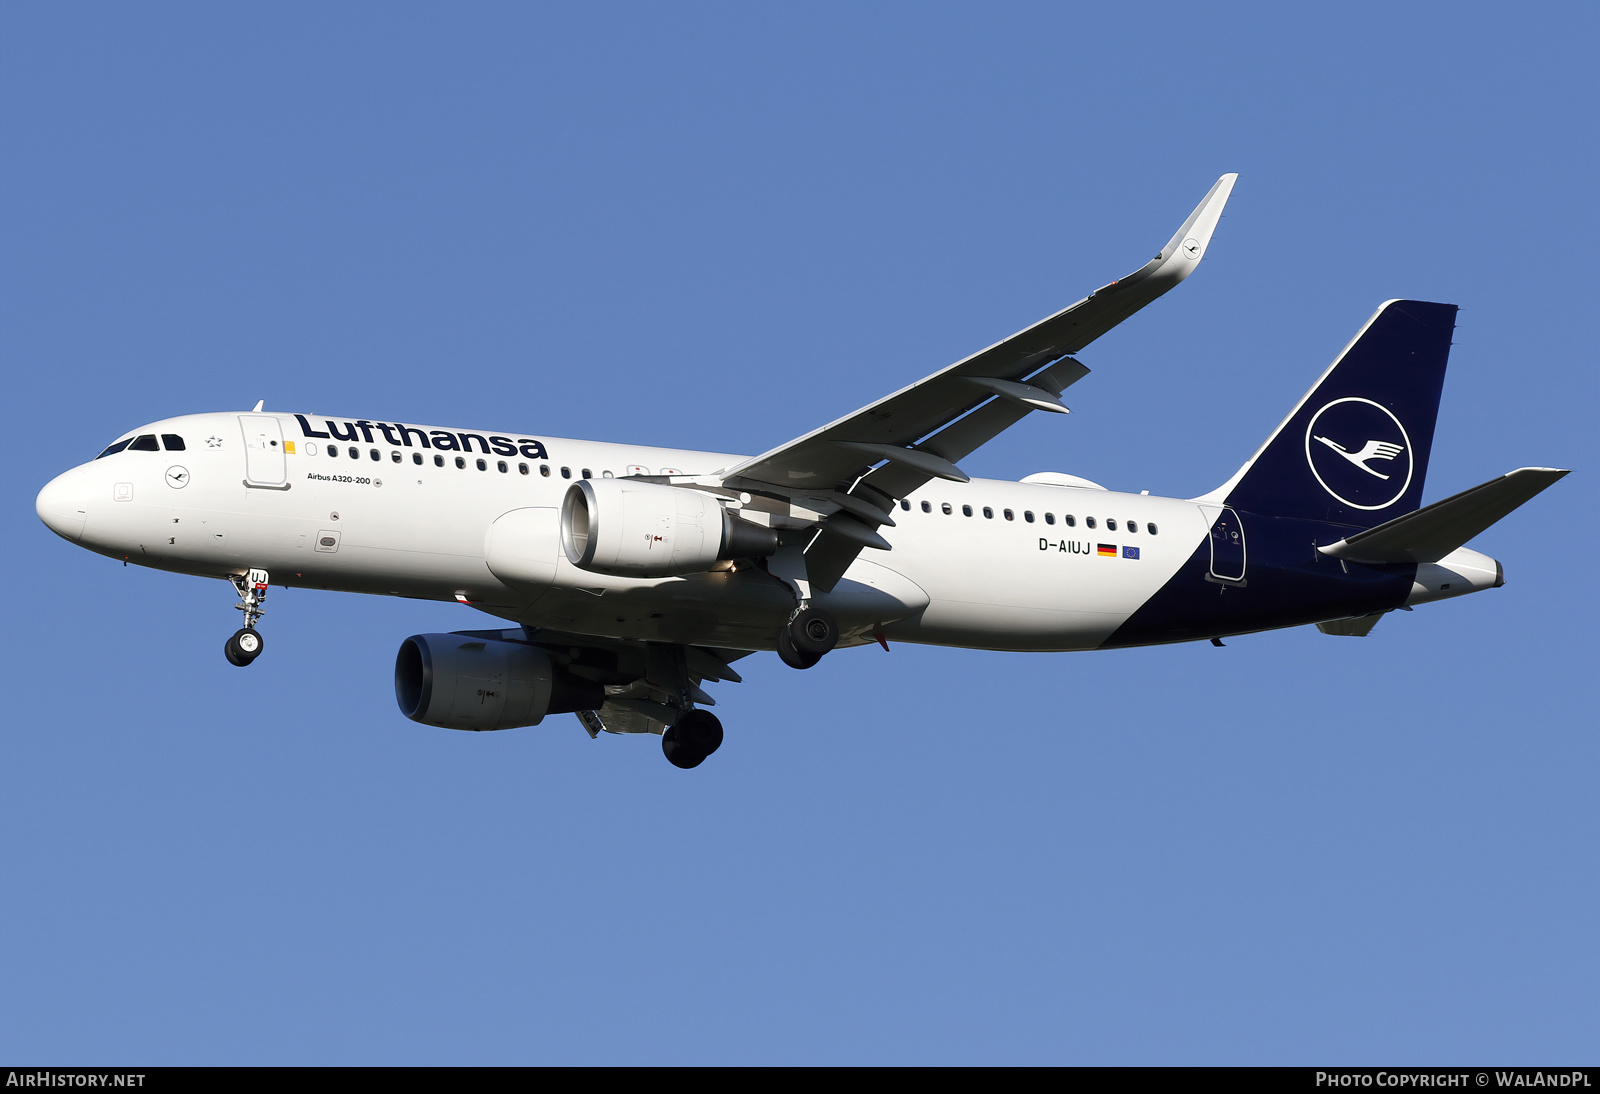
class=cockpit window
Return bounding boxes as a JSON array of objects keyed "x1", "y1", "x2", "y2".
[
  {"x1": 95, "y1": 439, "x2": 132, "y2": 459},
  {"x1": 128, "y1": 435, "x2": 160, "y2": 452},
  {"x1": 161, "y1": 434, "x2": 186, "y2": 451}
]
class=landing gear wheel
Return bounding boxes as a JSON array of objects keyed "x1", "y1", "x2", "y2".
[
  {"x1": 777, "y1": 627, "x2": 822, "y2": 670},
  {"x1": 788, "y1": 607, "x2": 839, "y2": 657},
  {"x1": 662, "y1": 710, "x2": 724, "y2": 769},
  {"x1": 225, "y1": 628, "x2": 264, "y2": 667}
]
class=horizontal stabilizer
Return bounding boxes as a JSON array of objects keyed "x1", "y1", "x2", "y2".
[{"x1": 1318, "y1": 467, "x2": 1569, "y2": 564}]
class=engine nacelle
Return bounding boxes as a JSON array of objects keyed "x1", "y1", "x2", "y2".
[
  {"x1": 560, "y1": 478, "x2": 778, "y2": 578},
  {"x1": 394, "y1": 633, "x2": 604, "y2": 731}
]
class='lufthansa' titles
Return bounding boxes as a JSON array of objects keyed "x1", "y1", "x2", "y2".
[{"x1": 295, "y1": 415, "x2": 549, "y2": 459}]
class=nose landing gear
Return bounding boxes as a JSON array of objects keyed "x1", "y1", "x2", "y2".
[
  {"x1": 224, "y1": 569, "x2": 269, "y2": 667},
  {"x1": 777, "y1": 606, "x2": 838, "y2": 670}
]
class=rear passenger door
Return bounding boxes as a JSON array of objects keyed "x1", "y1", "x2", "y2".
[{"x1": 1206, "y1": 506, "x2": 1246, "y2": 583}]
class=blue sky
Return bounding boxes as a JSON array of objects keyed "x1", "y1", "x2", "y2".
[{"x1": 2, "y1": 3, "x2": 1594, "y2": 1065}]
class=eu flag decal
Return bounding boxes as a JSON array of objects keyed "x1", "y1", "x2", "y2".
[
  {"x1": 1122, "y1": 546, "x2": 1140, "y2": 560},
  {"x1": 1097, "y1": 544, "x2": 1117, "y2": 557}
]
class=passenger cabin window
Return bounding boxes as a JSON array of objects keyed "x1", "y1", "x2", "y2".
[
  {"x1": 941, "y1": 503, "x2": 953, "y2": 515},
  {"x1": 497, "y1": 460, "x2": 507, "y2": 473},
  {"x1": 455, "y1": 457, "x2": 466, "y2": 469},
  {"x1": 328, "y1": 446, "x2": 338, "y2": 458},
  {"x1": 129, "y1": 435, "x2": 160, "y2": 451},
  {"x1": 434, "y1": 454, "x2": 445, "y2": 467},
  {"x1": 476, "y1": 458, "x2": 487, "y2": 471},
  {"x1": 1106, "y1": 519, "x2": 1117, "y2": 532},
  {"x1": 161, "y1": 435, "x2": 185, "y2": 451},
  {"x1": 540, "y1": 465, "x2": 551, "y2": 477},
  {"x1": 561, "y1": 467, "x2": 572, "y2": 479},
  {"x1": 982, "y1": 507, "x2": 993, "y2": 519},
  {"x1": 96, "y1": 439, "x2": 132, "y2": 459},
  {"x1": 1003, "y1": 509, "x2": 1014, "y2": 521},
  {"x1": 1128, "y1": 521, "x2": 1138, "y2": 533},
  {"x1": 369, "y1": 449, "x2": 380, "y2": 461},
  {"x1": 1023, "y1": 511, "x2": 1034, "y2": 523},
  {"x1": 1086, "y1": 516, "x2": 1097, "y2": 529},
  {"x1": 1148, "y1": 523, "x2": 1159, "y2": 536},
  {"x1": 962, "y1": 505, "x2": 973, "y2": 517},
  {"x1": 1064, "y1": 515, "x2": 1076, "y2": 527},
  {"x1": 921, "y1": 500, "x2": 932, "y2": 513},
  {"x1": 519, "y1": 463, "x2": 529, "y2": 475},
  {"x1": 413, "y1": 453, "x2": 423, "y2": 465},
  {"x1": 348, "y1": 447, "x2": 359, "y2": 459},
  {"x1": 581, "y1": 468, "x2": 592, "y2": 479},
  {"x1": 391, "y1": 451, "x2": 401, "y2": 463},
  {"x1": 1044, "y1": 512, "x2": 1055, "y2": 525},
  {"x1": 900, "y1": 500, "x2": 911, "y2": 511}
]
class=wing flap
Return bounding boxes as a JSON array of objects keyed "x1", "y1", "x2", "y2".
[{"x1": 802, "y1": 357, "x2": 1092, "y2": 590}]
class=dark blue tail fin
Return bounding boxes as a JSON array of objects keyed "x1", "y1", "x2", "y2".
[{"x1": 1210, "y1": 299, "x2": 1457, "y2": 529}]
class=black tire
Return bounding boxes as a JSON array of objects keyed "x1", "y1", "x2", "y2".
[
  {"x1": 777, "y1": 627, "x2": 822, "y2": 670},
  {"x1": 787, "y1": 607, "x2": 838, "y2": 657},
  {"x1": 234, "y1": 628, "x2": 264, "y2": 658},
  {"x1": 675, "y1": 709, "x2": 723, "y2": 756},
  {"x1": 227, "y1": 628, "x2": 263, "y2": 666},
  {"x1": 661, "y1": 724, "x2": 706, "y2": 769}
]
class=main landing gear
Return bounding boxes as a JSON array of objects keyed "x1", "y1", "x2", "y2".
[
  {"x1": 224, "y1": 569, "x2": 269, "y2": 667},
  {"x1": 776, "y1": 605, "x2": 839, "y2": 670},
  {"x1": 661, "y1": 709, "x2": 724, "y2": 769}
]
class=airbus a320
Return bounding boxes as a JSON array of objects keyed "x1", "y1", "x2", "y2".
[{"x1": 36, "y1": 175, "x2": 1568, "y2": 768}]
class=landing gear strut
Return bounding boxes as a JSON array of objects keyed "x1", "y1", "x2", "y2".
[
  {"x1": 662, "y1": 709, "x2": 724, "y2": 769},
  {"x1": 777, "y1": 606, "x2": 838, "y2": 670},
  {"x1": 225, "y1": 569, "x2": 269, "y2": 667}
]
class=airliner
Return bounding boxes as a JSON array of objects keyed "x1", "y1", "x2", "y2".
[{"x1": 35, "y1": 175, "x2": 1568, "y2": 768}]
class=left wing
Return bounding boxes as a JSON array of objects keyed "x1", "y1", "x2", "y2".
[{"x1": 716, "y1": 173, "x2": 1238, "y2": 589}]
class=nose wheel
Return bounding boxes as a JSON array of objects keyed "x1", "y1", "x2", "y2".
[
  {"x1": 225, "y1": 627, "x2": 265, "y2": 666},
  {"x1": 225, "y1": 569, "x2": 270, "y2": 667}
]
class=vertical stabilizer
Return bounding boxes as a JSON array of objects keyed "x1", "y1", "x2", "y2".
[{"x1": 1206, "y1": 300, "x2": 1457, "y2": 528}]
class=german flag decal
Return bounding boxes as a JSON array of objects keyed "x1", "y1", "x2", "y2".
[{"x1": 1097, "y1": 544, "x2": 1117, "y2": 557}]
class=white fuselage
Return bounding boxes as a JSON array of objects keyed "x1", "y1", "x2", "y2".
[{"x1": 39, "y1": 411, "x2": 1216, "y2": 653}]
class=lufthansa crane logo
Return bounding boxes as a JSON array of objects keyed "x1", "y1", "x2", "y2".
[{"x1": 1304, "y1": 397, "x2": 1413, "y2": 510}]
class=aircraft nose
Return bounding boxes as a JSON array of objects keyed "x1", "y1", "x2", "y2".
[{"x1": 37, "y1": 468, "x2": 92, "y2": 542}]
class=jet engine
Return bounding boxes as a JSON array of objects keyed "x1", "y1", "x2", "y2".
[
  {"x1": 394, "y1": 633, "x2": 605, "y2": 731},
  {"x1": 560, "y1": 479, "x2": 778, "y2": 578}
]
